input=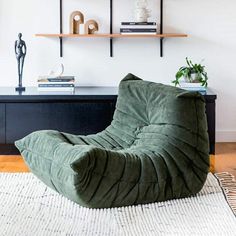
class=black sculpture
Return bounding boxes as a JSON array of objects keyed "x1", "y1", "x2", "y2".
[{"x1": 15, "y1": 33, "x2": 26, "y2": 91}]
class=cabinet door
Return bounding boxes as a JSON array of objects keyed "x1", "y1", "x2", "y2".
[
  {"x1": 0, "y1": 104, "x2": 5, "y2": 143},
  {"x1": 6, "y1": 102, "x2": 113, "y2": 143}
]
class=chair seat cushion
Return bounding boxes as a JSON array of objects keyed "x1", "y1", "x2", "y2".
[{"x1": 15, "y1": 74, "x2": 209, "y2": 208}]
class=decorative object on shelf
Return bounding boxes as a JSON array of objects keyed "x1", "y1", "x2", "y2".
[
  {"x1": 84, "y1": 20, "x2": 99, "y2": 35},
  {"x1": 172, "y1": 57, "x2": 208, "y2": 90},
  {"x1": 38, "y1": 63, "x2": 74, "y2": 92},
  {"x1": 134, "y1": 0, "x2": 151, "y2": 23},
  {"x1": 70, "y1": 11, "x2": 84, "y2": 34},
  {"x1": 48, "y1": 63, "x2": 64, "y2": 77},
  {"x1": 15, "y1": 33, "x2": 26, "y2": 92}
]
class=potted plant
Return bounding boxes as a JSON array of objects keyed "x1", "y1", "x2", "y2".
[{"x1": 172, "y1": 57, "x2": 208, "y2": 87}]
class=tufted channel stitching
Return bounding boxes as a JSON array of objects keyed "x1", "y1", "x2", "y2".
[{"x1": 15, "y1": 73, "x2": 209, "y2": 208}]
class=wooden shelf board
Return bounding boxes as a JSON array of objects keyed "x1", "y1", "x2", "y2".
[{"x1": 35, "y1": 33, "x2": 188, "y2": 38}]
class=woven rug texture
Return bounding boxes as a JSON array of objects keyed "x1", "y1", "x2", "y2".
[{"x1": 0, "y1": 173, "x2": 235, "y2": 236}]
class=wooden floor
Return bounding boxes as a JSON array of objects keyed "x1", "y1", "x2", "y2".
[
  {"x1": 211, "y1": 143, "x2": 236, "y2": 177},
  {"x1": 0, "y1": 143, "x2": 236, "y2": 177},
  {"x1": 0, "y1": 155, "x2": 29, "y2": 172}
]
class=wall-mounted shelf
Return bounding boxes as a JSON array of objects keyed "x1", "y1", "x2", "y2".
[
  {"x1": 35, "y1": 33, "x2": 188, "y2": 38},
  {"x1": 36, "y1": 0, "x2": 187, "y2": 57}
]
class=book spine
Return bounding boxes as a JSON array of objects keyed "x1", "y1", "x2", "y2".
[
  {"x1": 38, "y1": 79, "x2": 75, "y2": 83},
  {"x1": 38, "y1": 84, "x2": 74, "y2": 88},
  {"x1": 38, "y1": 76, "x2": 75, "y2": 80},
  {"x1": 181, "y1": 87, "x2": 206, "y2": 91},
  {"x1": 38, "y1": 81, "x2": 75, "y2": 85},
  {"x1": 120, "y1": 32, "x2": 157, "y2": 35},
  {"x1": 120, "y1": 28, "x2": 157, "y2": 32},
  {"x1": 180, "y1": 83, "x2": 204, "y2": 88},
  {"x1": 38, "y1": 88, "x2": 75, "y2": 92},
  {"x1": 121, "y1": 25, "x2": 157, "y2": 29},
  {"x1": 121, "y1": 22, "x2": 156, "y2": 25}
]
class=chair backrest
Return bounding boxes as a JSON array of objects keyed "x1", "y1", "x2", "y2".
[{"x1": 108, "y1": 73, "x2": 209, "y2": 155}]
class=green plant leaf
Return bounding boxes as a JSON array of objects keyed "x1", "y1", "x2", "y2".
[
  {"x1": 175, "y1": 71, "x2": 183, "y2": 79},
  {"x1": 174, "y1": 57, "x2": 208, "y2": 86}
]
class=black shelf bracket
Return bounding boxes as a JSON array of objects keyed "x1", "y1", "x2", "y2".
[
  {"x1": 110, "y1": 0, "x2": 113, "y2": 57},
  {"x1": 60, "y1": 0, "x2": 63, "y2": 57},
  {"x1": 160, "y1": 0, "x2": 163, "y2": 57}
]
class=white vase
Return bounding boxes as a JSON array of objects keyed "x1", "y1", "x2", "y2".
[
  {"x1": 135, "y1": 9, "x2": 150, "y2": 22},
  {"x1": 134, "y1": 0, "x2": 151, "y2": 22}
]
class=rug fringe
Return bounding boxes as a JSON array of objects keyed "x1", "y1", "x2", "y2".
[{"x1": 215, "y1": 172, "x2": 236, "y2": 215}]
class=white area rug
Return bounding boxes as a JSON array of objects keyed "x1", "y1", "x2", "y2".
[{"x1": 0, "y1": 173, "x2": 235, "y2": 236}]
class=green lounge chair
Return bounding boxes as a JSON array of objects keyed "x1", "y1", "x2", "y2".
[{"x1": 15, "y1": 74, "x2": 209, "y2": 208}]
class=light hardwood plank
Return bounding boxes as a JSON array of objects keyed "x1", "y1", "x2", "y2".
[
  {"x1": 211, "y1": 142, "x2": 236, "y2": 177},
  {"x1": 0, "y1": 156, "x2": 29, "y2": 173},
  {"x1": 0, "y1": 143, "x2": 235, "y2": 176}
]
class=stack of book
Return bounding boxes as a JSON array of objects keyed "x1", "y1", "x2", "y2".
[
  {"x1": 180, "y1": 82, "x2": 206, "y2": 92},
  {"x1": 120, "y1": 22, "x2": 157, "y2": 35},
  {"x1": 37, "y1": 76, "x2": 75, "y2": 92}
]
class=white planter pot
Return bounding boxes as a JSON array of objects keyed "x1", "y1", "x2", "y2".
[
  {"x1": 180, "y1": 82, "x2": 203, "y2": 88},
  {"x1": 134, "y1": 8, "x2": 150, "y2": 22},
  {"x1": 184, "y1": 73, "x2": 202, "y2": 83}
]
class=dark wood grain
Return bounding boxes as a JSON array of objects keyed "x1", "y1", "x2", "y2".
[{"x1": 0, "y1": 105, "x2": 5, "y2": 143}]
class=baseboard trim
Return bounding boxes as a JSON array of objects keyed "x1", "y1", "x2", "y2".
[{"x1": 216, "y1": 131, "x2": 236, "y2": 142}]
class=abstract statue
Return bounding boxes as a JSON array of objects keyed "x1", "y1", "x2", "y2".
[
  {"x1": 84, "y1": 20, "x2": 99, "y2": 34},
  {"x1": 15, "y1": 33, "x2": 26, "y2": 91},
  {"x1": 70, "y1": 11, "x2": 84, "y2": 34}
]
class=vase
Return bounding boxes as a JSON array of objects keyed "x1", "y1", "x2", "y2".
[
  {"x1": 134, "y1": 9, "x2": 150, "y2": 22},
  {"x1": 134, "y1": 0, "x2": 151, "y2": 22}
]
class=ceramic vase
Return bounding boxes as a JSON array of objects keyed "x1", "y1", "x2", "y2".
[{"x1": 134, "y1": 0, "x2": 151, "y2": 22}]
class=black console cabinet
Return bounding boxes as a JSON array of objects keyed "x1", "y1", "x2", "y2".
[
  {"x1": 0, "y1": 87, "x2": 216, "y2": 154},
  {"x1": 6, "y1": 102, "x2": 114, "y2": 143}
]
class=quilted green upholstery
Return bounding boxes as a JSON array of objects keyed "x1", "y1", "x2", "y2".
[{"x1": 15, "y1": 74, "x2": 209, "y2": 208}]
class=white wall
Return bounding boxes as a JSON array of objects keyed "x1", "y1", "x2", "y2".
[{"x1": 0, "y1": 0, "x2": 236, "y2": 142}]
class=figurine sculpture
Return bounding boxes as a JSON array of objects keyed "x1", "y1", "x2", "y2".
[
  {"x1": 70, "y1": 11, "x2": 84, "y2": 34},
  {"x1": 84, "y1": 20, "x2": 99, "y2": 34},
  {"x1": 15, "y1": 33, "x2": 26, "y2": 91}
]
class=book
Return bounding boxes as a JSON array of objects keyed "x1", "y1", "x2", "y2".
[
  {"x1": 38, "y1": 78, "x2": 75, "y2": 83},
  {"x1": 121, "y1": 32, "x2": 157, "y2": 35},
  {"x1": 121, "y1": 25, "x2": 157, "y2": 29},
  {"x1": 120, "y1": 28, "x2": 157, "y2": 33},
  {"x1": 181, "y1": 87, "x2": 206, "y2": 92},
  {"x1": 121, "y1": 22, "x2": 156, "y2": 25},
  {"x1": 121, "y1": 23, "x2": 157, "y2": 30},
  {"x1": 38, "y1": 84, "x2": 74, "y2": 88},
  {"x1": 38, "y1": 76, "x2": 75, "y2": 83},
  {"x1": 38, "y1": 87, "x2": 75, "y2": 92},
  {"x1": 179, "y1": 82, "x2": 206, "y2": 91},
  {"x1": 180, "y1": 82, "x2": 204, "y2": 88},
  {"x1": 121, "y1": 27, "x2": 157, "y2": 30},
  {"x1": 38, "y1": 81, "x2": 75, "y2": 85}
]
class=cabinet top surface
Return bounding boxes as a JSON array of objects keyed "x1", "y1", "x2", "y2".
[
  {"x1": 0, "y1": 87, "x2": 118, "y2": 101},
  {"x1": 0, "y1": 87, "x2": 118, "y2": 96},
  {"x1": 0, "y1": 86, "x2": 216, "y2": 102}
]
